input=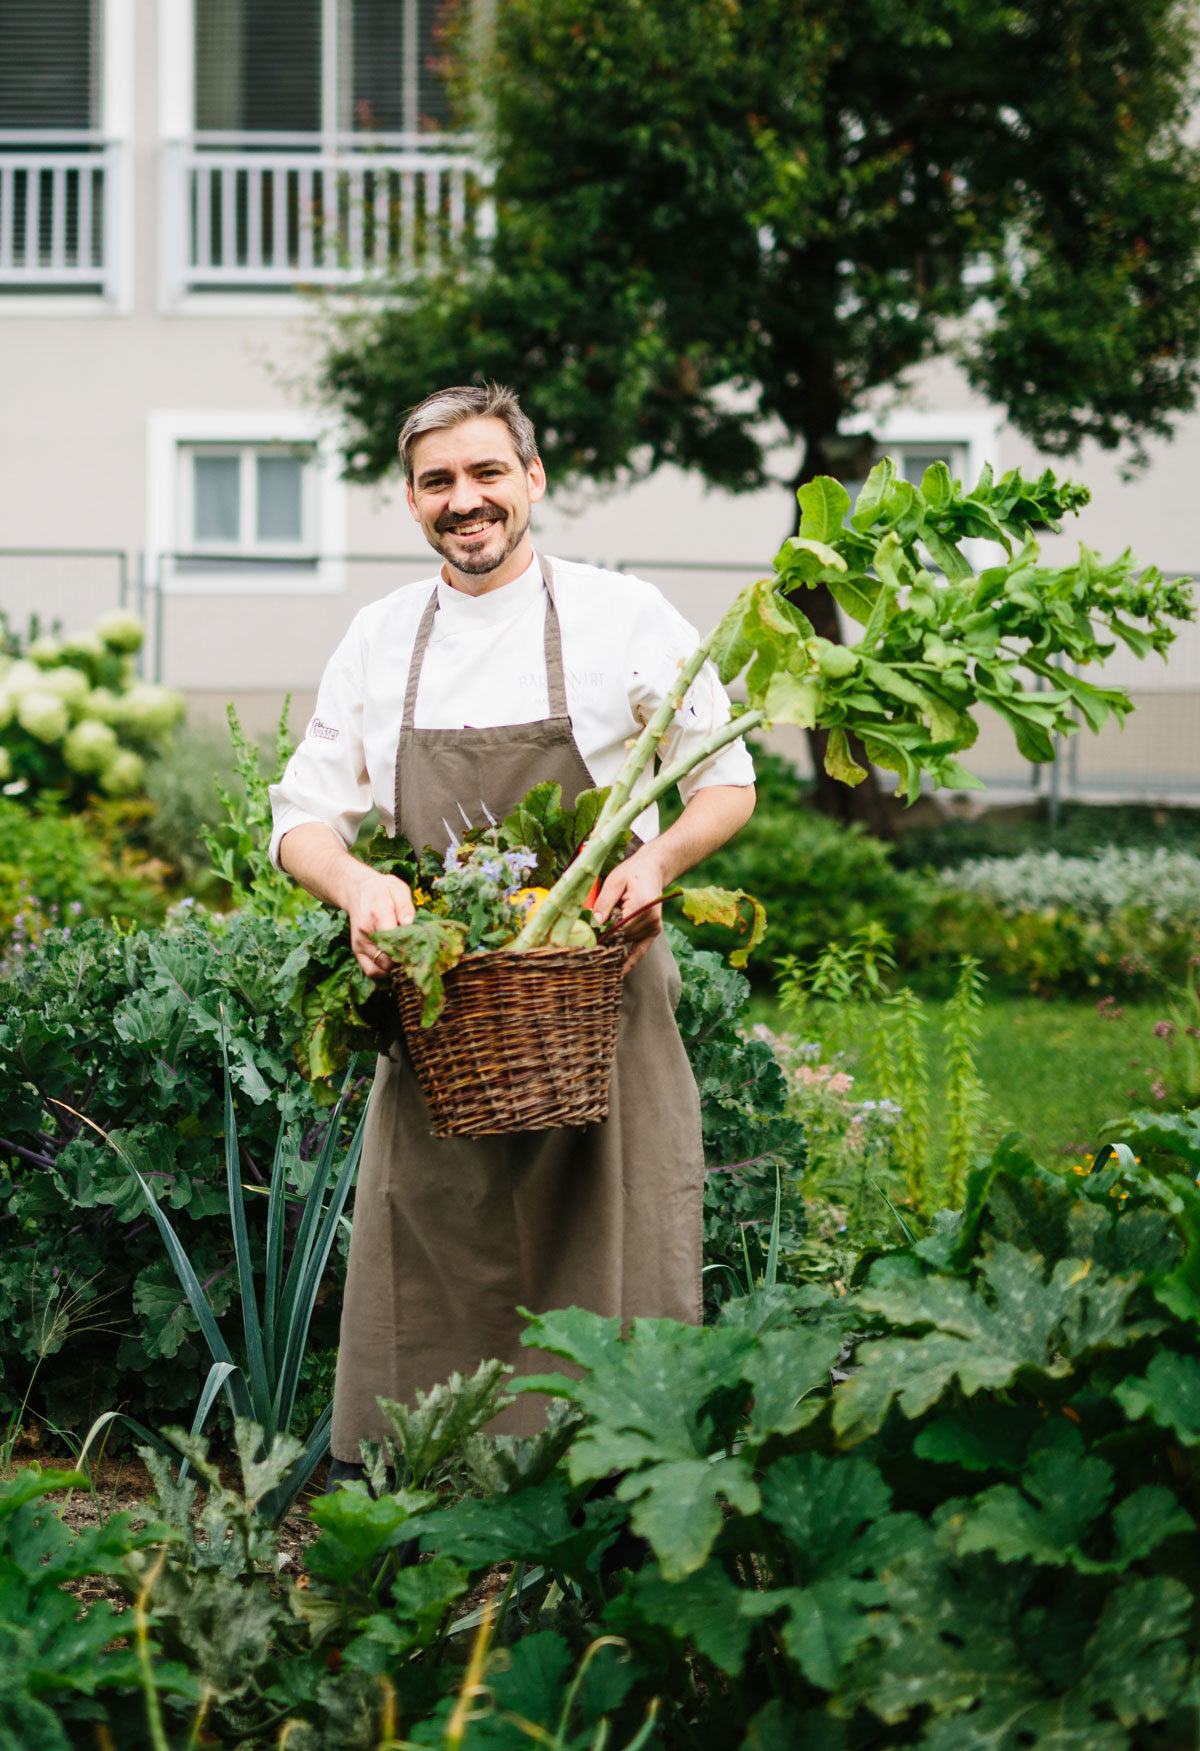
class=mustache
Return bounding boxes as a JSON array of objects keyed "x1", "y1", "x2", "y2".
[{"x1": 435, "y1": 509, "x2": 503, "y2": 533}]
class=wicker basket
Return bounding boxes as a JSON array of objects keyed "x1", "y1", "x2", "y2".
[{"x1": 392, "y1": 938, "x2": 627, "y2": 1137}]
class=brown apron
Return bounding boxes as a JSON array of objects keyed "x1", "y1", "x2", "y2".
[{"x1": 330, "y1": 558, "x2": 705, "y2": 1453}]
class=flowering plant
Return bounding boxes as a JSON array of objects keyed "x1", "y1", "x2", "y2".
[{"x1": 0, "y1": 610, "x2": 185, "y2": 804}]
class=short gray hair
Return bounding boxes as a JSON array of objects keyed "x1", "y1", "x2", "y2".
[{"x1": 398, "y1": 383, "x2": 539, "y2": 481}]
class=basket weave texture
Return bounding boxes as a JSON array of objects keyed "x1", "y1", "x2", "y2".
[{"x1": 392, "y1": 939, "x2": 627, "y2": 1137}]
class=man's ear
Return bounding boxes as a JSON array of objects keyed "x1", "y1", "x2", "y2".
[
  {"x1": 405, "y1": 480, "x2": 419, "y2": 521},
  {"x1": 528, "y1": 457, "x2": 547, "y2": 505}
]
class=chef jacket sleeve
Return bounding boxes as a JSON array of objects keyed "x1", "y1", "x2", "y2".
[
  {"x1": 628, "y1": 587, "x2": 756, "y2": 803},
  {"x1": 268, "y1": 625, "x2": 374, "y2": 869}
]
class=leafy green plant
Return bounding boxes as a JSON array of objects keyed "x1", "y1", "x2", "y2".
[
  {"x1": 510, "y1": 463, "x2": 1192, "y2": 952},
  {"x1": 0, "y1": 907, "x2": 355, "y2": 1433},
  {"x1": 383, "y1": 1134, "x2": 1200, "y2": 1749},
  {"x1": 202, "y1": 701, "x2": 312, "y2": 921},
  {"x1": 943, "y1": 954, "x2": 987, "y2": 1202},
  {"x1": 0, "y1": 1466, "x2": 170, "y2": 1751},
  {"x1": 83, "y1": 1056, "x2": 366, "y2": 1521}
]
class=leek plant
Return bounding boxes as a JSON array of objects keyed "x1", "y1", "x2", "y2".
[{"x1": 73, "y1": 1052, "x2": 365, "y2": 1521}]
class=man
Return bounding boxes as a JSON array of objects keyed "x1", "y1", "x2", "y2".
[{"x1": 270, "y1": 383, "x2": 755, "y2": 1476}]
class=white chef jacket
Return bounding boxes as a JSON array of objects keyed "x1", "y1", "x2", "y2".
[{"x1": 268, "y1": 552, "x2": 755, "y2": 865}]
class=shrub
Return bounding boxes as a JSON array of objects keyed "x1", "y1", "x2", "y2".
[
  {"x1": 0, "y1": 796, "x2": 165, "y2": 969},
  {"x1": 0, "y1": 610, "x2": 184, "y2": 806},
  {"x1": 893, "y1": 797, "x2": 1200, "y2": 870},
  {"x1": 943, "y1": 846, "x2": 1200, "y2": 926}
]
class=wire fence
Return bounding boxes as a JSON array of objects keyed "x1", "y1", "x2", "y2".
[{"x1": 4, "y1": 546, "x2": 1198, "y2": 806}]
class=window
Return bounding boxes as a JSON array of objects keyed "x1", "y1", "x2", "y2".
[
  {"x1": 179, "y1": 442, "x2": 316, "y2": 561},
  {"x1": 888, "y1": 443, "x2": 969, "y2": 488},
  {"x1": 148, "y1": 412, "x2": 347, "y2": 594},
  {"x1": 193, "y1": 0, "x2": 450, "y2": 138},
  {"x1": 0, "y1": 0, "x2": 102, "y2": 130}
]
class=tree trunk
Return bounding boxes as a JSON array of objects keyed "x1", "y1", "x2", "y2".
[{"x1": 786, "y1": 447, "x2": 899, "y2": 839}]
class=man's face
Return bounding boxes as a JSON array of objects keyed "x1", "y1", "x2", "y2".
[{"x1": 406, "y1": 416, "x2": 546, "y2": 581}]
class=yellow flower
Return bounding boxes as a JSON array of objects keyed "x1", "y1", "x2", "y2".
[
  {"x1": 1071, "y1": 1164, "x2": 1087, "y2": 1175},
  {"x1": 413, "y1": 886, "x2": 429, "y2": 906}
]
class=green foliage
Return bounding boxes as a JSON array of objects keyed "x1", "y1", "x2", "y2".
[
  {"x1": 893, "y1": 799, "x2": 1200, "y2": 870},
  {"x1": 14, "y1": 1127, "x2": 1200, "y2": 1748},
  {"x1": 0, "y1": 906, "x2": 355, "y2": 1434},
  {"x1": 663, "y1": 926, "x2": 808, "y2": 1314},
  {"x1": 0, "y1": 796, "x2": 164, "y2": 965},
  {"x1": 943, "y1": 956, "x2": 987, "y2": 1203},
  {"x1": 202, "y1": 702, "x2": 311, "y2": 921},
  {"x1": 0, "y1": 1466, "x2": 170, "y2": 1751},
  {"x1": 670, "y1": 745, "x2": 928, "y2": 972},
  {"x1": 320, "y1": 0, "x2": 1200, "y2": 486}
]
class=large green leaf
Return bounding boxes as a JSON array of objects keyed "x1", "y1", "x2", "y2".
[
  {"x1": 372, "y1": 915, "x2": 468, "y2": 1026},
  {"x1": 420, "y1": 1476, "x2": 622, "y2": 1576},
  {"x1": 797, "y1": 476, "x2": 852, "y2": 542},
  {"x1": 945, "y1": 1425, "x2": 1115, "y2": 1570},
  {"x1": 614, "y1": 1564, "x2": 771, "y2": 1677},
  {"x1": 1114, "y1": 1349, "x2": 1200, "y2": 1446},
  {"x1": 834, "y1": 1243, "x2": 1114, "y2": 1442}
]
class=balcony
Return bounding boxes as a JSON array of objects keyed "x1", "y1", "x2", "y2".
[
  {"x1": 0, "y1": 133, "x2": 120, "y2": 299},
  {"x1": 165, "y1": 133, "x2": 493, "y2": 299}
]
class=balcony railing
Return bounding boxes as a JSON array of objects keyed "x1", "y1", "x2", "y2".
[
  {"x1": 166, "y1": 133, "x2": 493, "y2": 297},
  {"x1": 0, "y1": 133, "x2": 119, "y2": 297}
]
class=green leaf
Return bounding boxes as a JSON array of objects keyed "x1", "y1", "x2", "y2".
[
  {"x1": 849, "y1": 457, "x2": 897, "y2": 531},
  {"x1": 742, "y1": 1328, "x2": 842, "y2": 1443},
  {"x1": 373, "y1": 915, "x2": 468, "y2": 1026},
  {"x1": 1082, "y1": 1576, "x2": 1192, "y2": 1726},
  {"x1": 306, "y1": 1486, "x2": 434, "y2": 1584},
  {"x1": 1114, "y1": 1349, "x2": 1200, "y2": 1446},
  {"x1": 422, "y1": 1476, "x2": 622, "y2": 1576},
  {"x1": 759, "y1": 669, "x2": 824, "y2": 729},
  {"x1": 943, "y1": 1425, "x2": 1114, "y2": 1570},
  {"x1": 797, "y1": 476, "x2": 851, "y2": 541},
  {"x1": 834, "y1": 1243, "x2": 1093, "y2": 1442},
  {"x1": 616, "y1": 1452, "x2": 760, "y2": 1580},
  {"x1": 823, "y1": 727, "x2": 867, "y2": 787},
  {"x1": 617, "y1": 1564, "x2": 768, "y2": 1676},
  {"x1": 677, "y1": 885, "x2": 767, "y2": 968}
]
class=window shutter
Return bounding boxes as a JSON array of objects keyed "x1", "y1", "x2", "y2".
[
  {"x1": 0, "y1": 0, "x2": 101, "y2": 130},
  {"x1": 350, "y1": 0, "x2": 450, "y2": 134},
  {"x1": 195, "y1": 0, "x2": 321, "y2": 133}
]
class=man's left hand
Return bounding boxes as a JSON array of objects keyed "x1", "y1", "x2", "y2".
[{"x1": 592, "y1": 845, "x2": 669, "y2": 971}]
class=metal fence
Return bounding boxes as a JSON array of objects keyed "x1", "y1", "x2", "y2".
[{"x1": 5, "y1": 545, "x2": 1198, "y2": 806}]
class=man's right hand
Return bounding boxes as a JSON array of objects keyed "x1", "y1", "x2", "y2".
[
  {"x1": 278, "y1": 822, "x2": 416, "y2": 978},
  {"x1": 347, "y1": 871, "x2": 416, "y2": 977}
]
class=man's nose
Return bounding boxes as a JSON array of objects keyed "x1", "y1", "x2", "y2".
[{"x1": 446, "y1": 473, "x2": 480, "y2": 512}]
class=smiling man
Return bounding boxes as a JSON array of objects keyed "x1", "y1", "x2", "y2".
[{"x1": 270, "y1": 383, "x2": 755, "y2": 1484}]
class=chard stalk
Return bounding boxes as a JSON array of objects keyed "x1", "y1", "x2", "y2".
[
  {"x1": 588, "y1": 631, "x2": 720, "y2": 839},
  {"x1": 514, "y1": 705, "x2": 765, "y2": 950}
]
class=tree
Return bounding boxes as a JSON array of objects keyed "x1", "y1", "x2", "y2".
[{"x1": 316, "y1": 0, "x2": 1200, "y2": 829}]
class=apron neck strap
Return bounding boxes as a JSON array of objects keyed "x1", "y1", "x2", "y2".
[{"x1": 400, "y1": 554, "x2": 569, "y2": 731}]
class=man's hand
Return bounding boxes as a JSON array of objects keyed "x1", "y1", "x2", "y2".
[
  {"x1": 590, "y1": 784, "x2": 756, "y2": 973},
  {"x1": 592, "y1": 844, "x2": 669, "y2": 971},
  {"x1": 278, "y1": 821, "x2": 415, "y2": 978},
  {"x1": 347, "y1": 871, "x2": 416, "y2": 977}
]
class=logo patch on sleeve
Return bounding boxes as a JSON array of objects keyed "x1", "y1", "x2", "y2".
[{"x1": 309, "y1": 718, "x2": 340, "y2": 742}]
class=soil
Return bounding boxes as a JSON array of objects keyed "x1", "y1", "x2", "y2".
[{"x1": 5, "y1": 1441, "x2": 329, "y2": 1610}]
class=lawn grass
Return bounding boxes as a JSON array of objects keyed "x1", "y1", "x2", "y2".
[
  {"x1": 751, "y1": 989, "x2": 1178, "y2": 1165},
  {"x1": 921, "y1": 995, "x2": 1174, "y2": 1164}
]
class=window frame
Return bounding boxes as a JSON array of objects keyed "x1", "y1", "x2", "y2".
[
  {"x1": 178, "y1": 439, "x2": 318, "y2": 559},
  {"x1": 147, "y1": 410, "x2": 348, "y2": 595}
]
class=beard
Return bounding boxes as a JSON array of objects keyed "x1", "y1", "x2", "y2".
[{"x1": 430, "y1": 508, "x2": 531, "y2": 576}]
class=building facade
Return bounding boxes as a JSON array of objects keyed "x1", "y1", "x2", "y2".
[{"x1": 1, "y1": 0, "x2": 1196, "y2": 798}]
